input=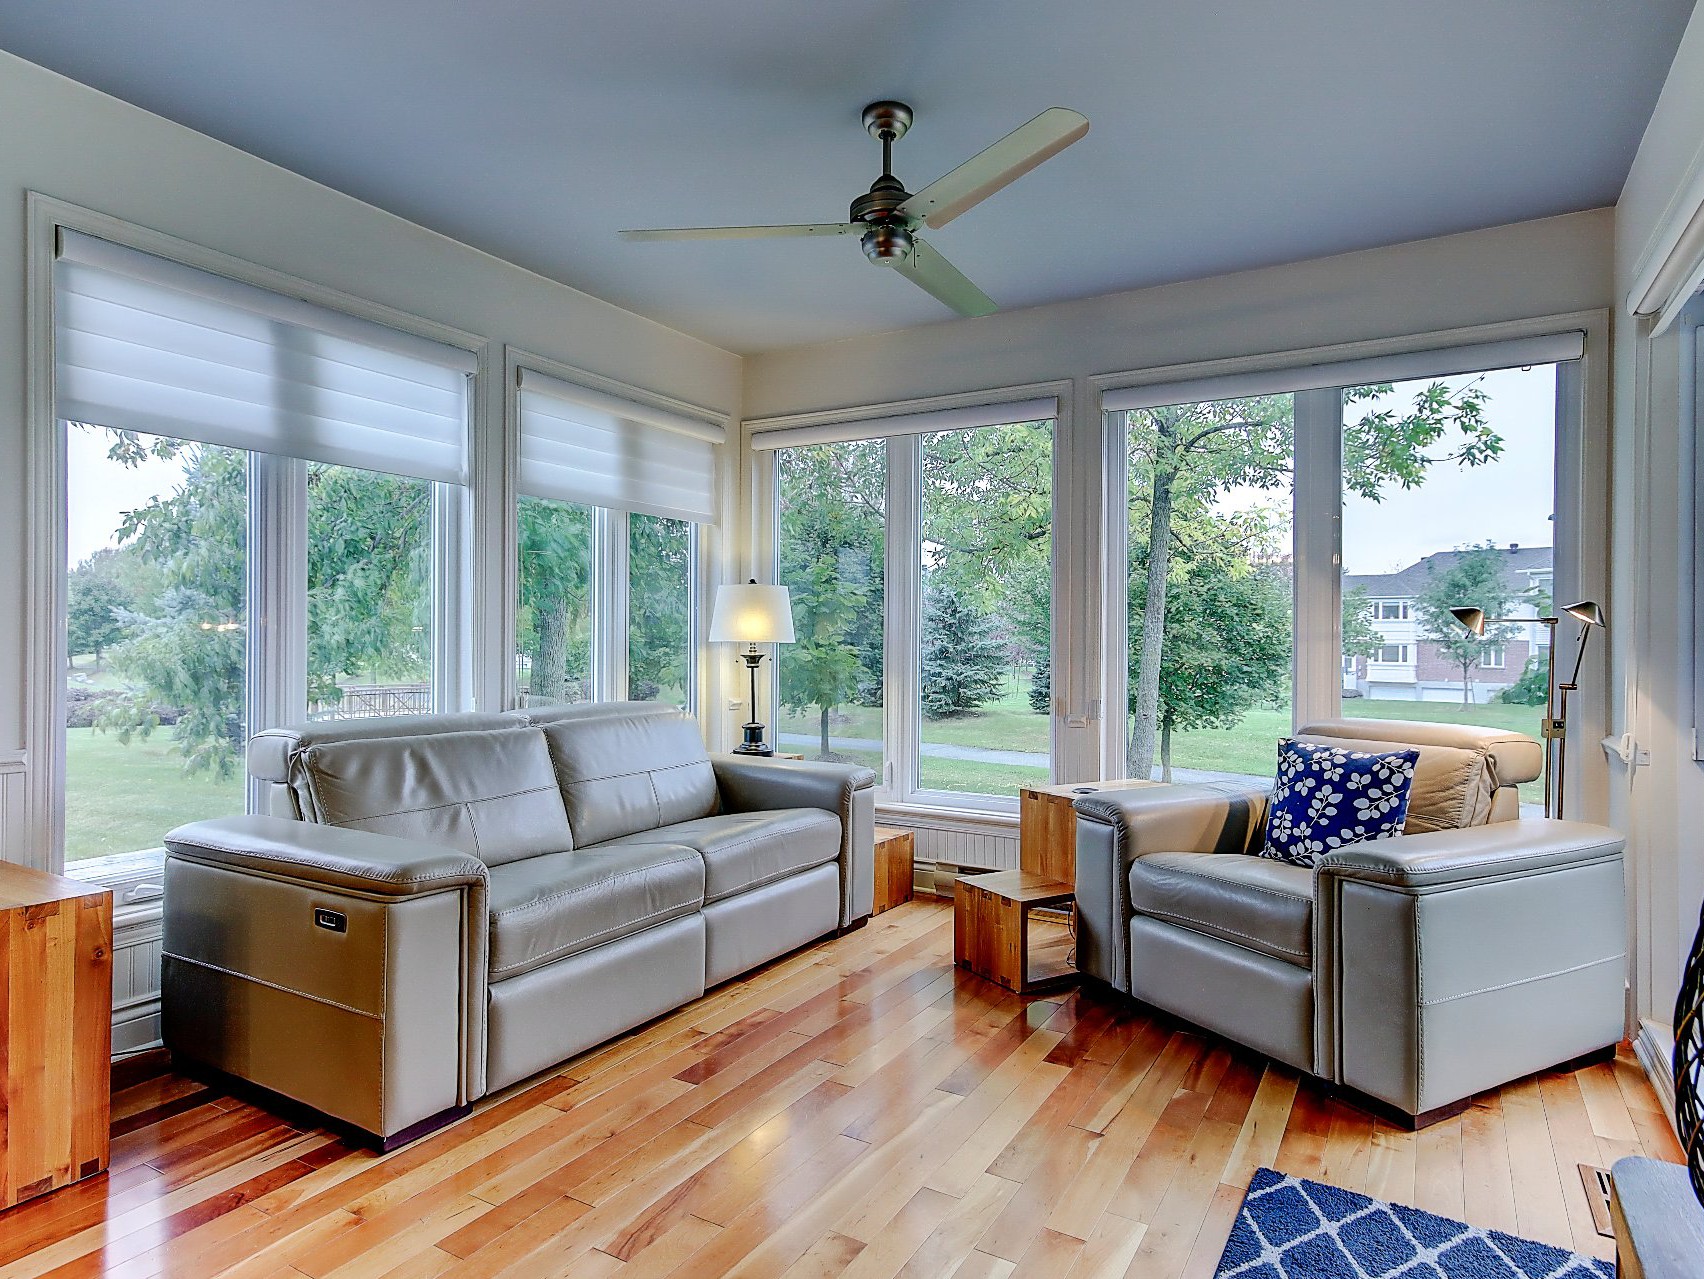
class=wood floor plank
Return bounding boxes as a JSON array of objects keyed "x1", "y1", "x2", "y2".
[{"x1": 0, "y1": 901, "x2": 1682, "y2": 1279}]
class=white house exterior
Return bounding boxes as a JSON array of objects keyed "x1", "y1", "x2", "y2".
[{"x1": 1342, "y1": 545, "x2": 1552, "y2": 704}]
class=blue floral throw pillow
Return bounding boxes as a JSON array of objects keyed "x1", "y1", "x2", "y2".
[{"x1": 1259, "y1": 738, "x2": 1420, "y2": 867}]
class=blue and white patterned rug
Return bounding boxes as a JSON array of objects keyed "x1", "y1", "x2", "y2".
[{"x1": 1215, "y1": 1168, "x2": 1614, "y2": 1278}]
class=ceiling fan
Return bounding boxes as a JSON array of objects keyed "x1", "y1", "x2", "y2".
[{"x1": 620, "y1": 101, "x2": 1089, "y2": 317}]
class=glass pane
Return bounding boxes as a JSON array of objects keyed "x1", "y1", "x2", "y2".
[
  {"x1": 307, "y1": 464, "x2": 434, "y2": 719},
  {"x1": 517, "y1": 495, "x2": 595, "y2": 706},
  {"x1": 776, "y1": 440, "x2": 885, "y2": 776},
  {"x1": 1124, "y1": 395, "x2": 1295, "y2": 785},
  {"x1": 919, "y1": 420, "x2": 1053, "y2": 798},
  {"x1": 1340, "y1": 364, "x2": 1558, "y2": 811},
  {"x1": 64, "y1": 425, "x2": 247, "y2": 861},
  {"x1": 629, "y1": 514, "x2": 693, "y2": 708}
]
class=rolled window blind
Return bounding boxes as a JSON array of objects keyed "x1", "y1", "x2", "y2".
[
  {"x1": 54, "y1": 229, "x2": 474, "y2": 484},
  {"x1": 517, "y1": 368, "x2": 723, "y2": 523},
  {"x1": 749, "y1": 395, "x2": 1057, "y2": 451}
]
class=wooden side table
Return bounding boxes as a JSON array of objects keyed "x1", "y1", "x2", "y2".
[
  {"x1": 953, "y1": 870, "x2": 1075, "y2": 994},
  {"x1": 0, "y1": 864, "x2": 113, "y2": 1210},
  {"x1": 871, "y1": 825, "x2": 914, "y2": 915},
  {"x1": 1019, "y1": 779, "x2": 1159, "y2": 882}
]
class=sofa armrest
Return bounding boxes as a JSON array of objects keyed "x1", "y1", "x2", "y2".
[
  {"x1": 1071, "y1": 782, "x2": 1269, "y2": 993},
  {"x1": 164, "y1": 814, "x2": 489, "y2": 897},
  {"x1": 161, "y1": 814, "x2": 490, "y2": 1136},
  {"x1": 1314, "y1": 819, "x2": 1624, "y2": 891},
  {"x1": 711, "y1": 755, "x2": 876, "y2": 926}
]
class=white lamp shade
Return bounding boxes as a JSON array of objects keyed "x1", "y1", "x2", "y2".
[{"x1": 708, "y1": 583, "x2": 796, "y2": 644}]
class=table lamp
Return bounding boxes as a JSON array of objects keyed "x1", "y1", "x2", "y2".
[
  {"x1": 709, "y1": 579, "x2": 795, "y2": 756},
  {"x1": 1449, "y1": 599, "x2": 1604, "y2": 818}
]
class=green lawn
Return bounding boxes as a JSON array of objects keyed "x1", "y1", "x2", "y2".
[{"x1": 64, "y1": 726, "x2": 243, "y2": 862}]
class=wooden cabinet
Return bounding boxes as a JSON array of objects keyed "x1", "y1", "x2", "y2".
[
  {"x1": 1019, "y1": 779, "x2": 1159, "y2": 883},
  {"x1": 872, "y1": 825, "x2": 914, "y2": 915},
  {"x1": 0, "y1": 865, "x2": 112, "y2": 1210}
]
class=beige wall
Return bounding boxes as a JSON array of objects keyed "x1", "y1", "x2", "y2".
[
  {"x1": 1610, "y1": 6, "x2": 1704, "y2": 1034},
  {"x1": 0, "y1": 51, "x2": 741, "y2": 862}
]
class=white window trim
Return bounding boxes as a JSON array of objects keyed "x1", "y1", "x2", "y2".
[
  {"x1": 25, "y1": 194, "x2": 486, "y2": 882},
  {"x1": 754, "y1": 381, "x2": 1072, "y2": 815}
]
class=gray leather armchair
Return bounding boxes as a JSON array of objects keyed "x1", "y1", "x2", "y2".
[
  {"x1": 162, "y1": 702, "x2": 875, "y2": 1148},
  {"x1": 1073, "y1": 719, "x2": 1627, "y2": 1125}
]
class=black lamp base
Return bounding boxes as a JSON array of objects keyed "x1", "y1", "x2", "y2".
[{"x1": 731, "y1": 721, "x2": 773, "y2": 756}]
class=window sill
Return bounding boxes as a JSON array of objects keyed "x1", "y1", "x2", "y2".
[
  {"x1": 876, "y1": 797, "x2": 1019, "y2": 831},
  {"x1": 64, "y1": 847, "x2": 167, "y2": 911}
]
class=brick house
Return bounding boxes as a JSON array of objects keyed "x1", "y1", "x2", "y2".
[{"x1": 1341, "y1": 545, "x2": 1552, "y2": 704}]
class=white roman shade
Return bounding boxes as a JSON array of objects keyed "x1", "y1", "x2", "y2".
[
  {"x1": 516, "y1": 368, "x2": 724, "y2": 523},
  {"x1": 1100, "y1": 332, "x2": 1586, "y2": 414},
  {"x1": 54, "y1": 229, "x2": 475, "y2": 484},
  {"x1": 750, "y1": 395, "x2": 1057, "y2": 451}
]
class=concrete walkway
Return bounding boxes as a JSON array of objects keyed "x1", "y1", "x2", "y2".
[{"x1": 776, "y1": 731, "x2": 1266, "y2": 786}]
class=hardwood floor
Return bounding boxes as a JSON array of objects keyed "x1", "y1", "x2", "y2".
[{"x1": 0, "y1": 899, "x2": 1683, "y2": 1278}]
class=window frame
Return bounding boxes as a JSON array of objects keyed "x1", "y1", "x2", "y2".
[
  {"x1": 504, "y1": 347, "x2": 724, "y2": 725},
  {"x1": 1093, "y1": 317, "x2": 1606, "y2": 793},
  {"x1": 755, "y1": 382, "x2": 1072, "y2": 817},
  {"x1": 27, "y1": 196, "x2": 486, "y2": 891}
]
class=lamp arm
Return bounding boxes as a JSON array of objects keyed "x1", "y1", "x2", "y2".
[{"x1": 1564, "y1": 621, "x2": 1594, "y2": 690}]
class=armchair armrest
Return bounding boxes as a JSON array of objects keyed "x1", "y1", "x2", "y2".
[
  {"x1": 1315, "y1": 819, "x2": 1624, "y2": 891},
  {"x1": 1072, "y1": 781, "x2": 1269, "y2": 993},
  {"x1": 164, "y1": 814, "x2": 489, "y2": 898},
  {"x1": 710, "y1": 755, "x2": 876, "y2": 927}
]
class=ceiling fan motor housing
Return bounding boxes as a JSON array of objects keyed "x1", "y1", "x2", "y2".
[{"x1": 861, "y1": 222, "x2": 914, "y2": 263}]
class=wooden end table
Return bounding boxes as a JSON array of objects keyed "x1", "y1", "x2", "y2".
[
  {"x1": 871, "y1": 825, "x2": 914, "y2": 915},
  {"x1": 1019, "y1": 779, "x2": 1160, "y2": 882},
  {"x1": 953, "y1": 870, "x2": 1075, "y2": 994},
  {"x1": 0, "y1": 864, "x2": 113, "y2": 1209}
]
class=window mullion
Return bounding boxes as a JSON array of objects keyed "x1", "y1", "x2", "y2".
[
  {"x1": 595, "y1": 508, "x2": 630, "y2": 700},
  {"x1": 429, "y1": 482, "x2": 471, "y2": 713},
  {"x1": 887, "y1": 435, "x2": 921, "y2": 801},
  {"x1": 1292, "y1": 387, "x2": 1343, "y2": 729},
  {"x1": 1101, "y1": 409, "x2": 1132, "y2": 779},
  {"x1": 247, "y1": 453, "x2": 306, "y2": 814}
]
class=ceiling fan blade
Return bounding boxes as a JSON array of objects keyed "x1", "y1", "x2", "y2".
[
  {"x1": 620, "y1": 223, "x2": 857, "y2": 241},
  {"x1": 897, "y1": 107, "x2": 1089, "y2": 229},
  {"x1": 890, "y1": 238, "x2": 996, "y2": 317}
]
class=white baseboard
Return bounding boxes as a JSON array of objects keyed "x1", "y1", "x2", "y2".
[{"x1": 1634, "y1": 1018, "x2": 1678, "y2": 1128}]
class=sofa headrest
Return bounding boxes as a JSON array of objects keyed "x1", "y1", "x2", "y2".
[{"x1": 248, "y1": 711, "x2": 520, "y2": 784}]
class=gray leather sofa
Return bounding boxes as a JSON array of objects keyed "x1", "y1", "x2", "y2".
[
  {"x1": 1073, "y1": 718, "x2": 1627, "y2": 1126},
  {"x1": 159, "y1": 701, "x2": 875, "y2": 1147}
]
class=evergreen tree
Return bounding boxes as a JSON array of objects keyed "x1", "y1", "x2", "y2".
[{"x1": 921, "y1": 582, "x2": 1005, "y2": 719}]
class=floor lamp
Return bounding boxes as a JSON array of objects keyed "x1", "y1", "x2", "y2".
[
  {"x1": 1449, "y1": 600, "x2": 1605, "y2": 819},
  {"x1": 708, "y1": 580, "x2": 796, "y2": 756}
]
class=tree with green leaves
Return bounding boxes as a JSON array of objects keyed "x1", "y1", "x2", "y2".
[
  {"x1": 517, "y1": 497, "x2": 593, "y2": 704},
  {"x1": 1415, "y1": 543, "x2": 1522, "y2": 706},
  {"x1": 1341, "y1": 585, "x2": 1384, "y2": 667},
  {"x1": 920, "y1": 581, "x2": 1005, "y2": 718},
  {"x1": 778, "y1": 440, "x2": 885, "y2": 758},
  {"x1": 67, "y1": 555, "x2": 134, "y2": 666},
  {"x1": 1125, "y1": 378, "x2": 1499, "y2": 778},
  {"x1": 628, "y1": 515, "x2": 692, "y2": 701}
]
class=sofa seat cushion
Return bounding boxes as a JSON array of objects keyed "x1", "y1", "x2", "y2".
[
  {"x1": 486, "y1": 844, "x2": 705, "y2": 981},
  {"x1": 1128, "y1": 851, "x2": 1314, "y2": 969},
  {"x1": 603, "y1": 809, "x2": 841, "y2": 904}
]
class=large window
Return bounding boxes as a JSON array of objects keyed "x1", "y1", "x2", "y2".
[
  {"x1": 918, "y1": 422, "x2": 1052, "y2": 796},
  {"x1": 64, "y1": 429, "x2": 248, "y2": 862},
  {"x1": 1118, "y1": 394, "x2": 1295, "y2": 785},
  {"x1": 775, "y1": 439, "x2": 886, "y2": 777},
  {"x1": 765, "y1": 399, "x2": 1057, "y2": 807},
  {"x1": 513, "y1": 365, "x2": 717, "y2": 710},
  {"x1": 1339, "y1": 364, "x2": 1559, "y2": 807},
  {"x1": 54, "y1": 230, "x2": 474, "y2": 869},
  {"x1": 1105, "y1": 339, "x2": 1577, "y2": 801}
]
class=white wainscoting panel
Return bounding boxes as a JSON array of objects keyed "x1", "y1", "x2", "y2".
[
  {"x1": 0, "y1": 752, "x2": 25, "y2": 867},
  {"x1": 111, "y1": 905, "x2": 164, "y2": 1055},
  {"x1": 876, "y1": 808, "x2": 1020, "y2": 875}
]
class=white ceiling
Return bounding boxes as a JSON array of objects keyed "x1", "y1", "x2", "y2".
[{"x1": 0, "y1": 1, "x2": 1693, "y2": 354}]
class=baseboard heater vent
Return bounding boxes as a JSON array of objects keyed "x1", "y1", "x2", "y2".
[{"x1": 1578, "y1": 1164, "x2": 1615, "y2": 1239}]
